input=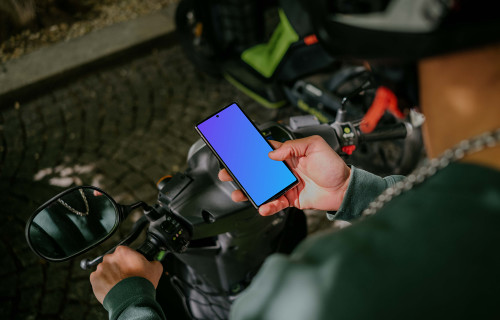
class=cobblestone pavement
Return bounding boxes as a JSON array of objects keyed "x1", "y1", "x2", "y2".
[{"x1": 0, "y1": 44, "x2": 335, "y2": 319}]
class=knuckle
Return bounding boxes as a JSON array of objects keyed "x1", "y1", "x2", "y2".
[
  {"x1": 95, "y1": 263, "x2": 103, "y2": 273},
  {"x1": 114, "y1": 246, "x2": 130, "y2": 257},
  {"x1": 310, "y1": 135, "x2": 323, "y2": 143},
  {"x1": 154, "y1": 262, "x2": 164, "y2": 274},
  {"x1": 102, "y1": 252, "x2": 114, "y2": 263}
]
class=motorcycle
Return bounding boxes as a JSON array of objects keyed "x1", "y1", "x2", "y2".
[{"x1": 25, "y1": 110, "x2": 418, "y2": 319}]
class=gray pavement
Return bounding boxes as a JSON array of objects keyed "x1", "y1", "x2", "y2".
[
  {"x1": 0, "y1": 42, "x2": 292, "y2": 319},
  {"x1": 0, "y1": 6, "x2": 176, "y2": 105}
]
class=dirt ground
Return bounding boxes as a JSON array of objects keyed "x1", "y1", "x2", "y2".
[{"x1": 0, "y1": 0, "x2": 178, "y2": 63}]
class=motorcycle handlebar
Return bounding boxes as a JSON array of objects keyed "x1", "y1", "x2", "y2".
[{"x1": 292, "y1": 120, "x2": 412, "y2": 155}]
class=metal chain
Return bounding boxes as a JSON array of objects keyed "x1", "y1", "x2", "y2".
[
  {"x1": 57, "y1": 189, "x2": 90, "y2": 216},
  {"x1": 362, "y1": 128, "x2": 500, "y2": 217}
]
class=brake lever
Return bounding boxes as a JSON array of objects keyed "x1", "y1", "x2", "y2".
[{"x1": 80, "y1": 215, "x2": 150, "y2": 270}]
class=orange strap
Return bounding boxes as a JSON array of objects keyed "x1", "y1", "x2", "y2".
[
  {"x1": 304, "y1": 34, "x2": 318, "y2": 46},
  {"x1": 360, "y1": 86, "x2": 404, "y2": 133}
]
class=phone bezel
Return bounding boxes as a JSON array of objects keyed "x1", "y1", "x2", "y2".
[{"x1": 195, "y1": 102, "x2": 299, "y2": 209}]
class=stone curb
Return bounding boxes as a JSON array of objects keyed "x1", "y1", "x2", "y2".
[{"x1": 0, "y1": 5, "x2": 177, "y2": 107}]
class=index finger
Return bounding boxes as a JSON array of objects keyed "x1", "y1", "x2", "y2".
[
  {"x1": 218, "y1": 168, "x2": 233, "y2": 182},
  {"x1": 258, "y1": 195, "x2": 290, "y2": 216}
]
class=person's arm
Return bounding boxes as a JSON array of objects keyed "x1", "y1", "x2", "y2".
[
  {"x1": 327, "y1": 166, "x2": 405, "y2": 221},
  {"x1": 90, "y1": 246, "x2": 165, "y2": 320},
  {"x1": 103, "y1": 277, "x2": 165, "y2": 320}
]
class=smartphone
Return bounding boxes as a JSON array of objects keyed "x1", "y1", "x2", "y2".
[{"x1": 195, "y1": 103, "x2": 298, "y2": 209}]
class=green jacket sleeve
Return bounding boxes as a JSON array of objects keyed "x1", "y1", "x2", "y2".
[
  {"x1": 326, "y1": 166, "x2": 405, "y2": 221},
  {"x1": 103, "y1": 276, "x2": 166, "y2": 320}
]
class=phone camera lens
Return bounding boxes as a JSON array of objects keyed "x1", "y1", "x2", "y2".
[{"x1": 216, "y1": 115, "x2": 219, "y2": 118}]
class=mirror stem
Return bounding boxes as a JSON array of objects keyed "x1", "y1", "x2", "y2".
[{"x1": 121, "y1": 202, "x2": 153, "y2": 219}]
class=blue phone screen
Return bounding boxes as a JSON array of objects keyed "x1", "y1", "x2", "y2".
[{"x1": 196, "y1": 103, "x2": 297, "y2": 206}]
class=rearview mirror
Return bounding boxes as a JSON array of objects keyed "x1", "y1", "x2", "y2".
[{"x1": 25, "y1": 186, "x2": 121, "y2": 262}]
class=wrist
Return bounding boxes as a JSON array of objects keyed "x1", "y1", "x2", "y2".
[
  {"x1": 340, "y1": 165, "x2": 352, "y2": 205},
  {"x1": 327, "y1": 165, "x2": 352, "y2": 212}
]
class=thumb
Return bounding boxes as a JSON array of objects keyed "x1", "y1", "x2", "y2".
[
  {"x1": 149, "y1": 261, "x2": 164, "y2": 288},
  {"x1": 269, "y1": 138, "x2": 312, "y2": 161},
  {"x1": 152, "y1": 260, "x2": 163, "y2": 272}
]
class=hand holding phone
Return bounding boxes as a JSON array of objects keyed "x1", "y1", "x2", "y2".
[
  {"x1": 195, "y1": 103, "x2": 299, "y2": 209},
  {"x1": 219, "y1": 136, "x2": 352, "y2": 216}
]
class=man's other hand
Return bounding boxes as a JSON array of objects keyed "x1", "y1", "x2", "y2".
[{"x1": 90, "y1": 246, "x2": 163, "y2": 304}]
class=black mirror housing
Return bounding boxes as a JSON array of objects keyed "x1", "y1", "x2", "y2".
[{"x1": 25, "y1": 186, "x2": 121, "y2": 262}]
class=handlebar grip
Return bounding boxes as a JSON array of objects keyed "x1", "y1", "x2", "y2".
[
  {"x1": 360, "y1": 123, "x2": 409, "y2": 142},
  {"x1": 293, "y1": 124, "x2": 341, "y2": 152},
  {"x1": 136, "y1": 239, "x2": 160, "y2": 261},
  {"x1": 80, "y1": 239, "x2": 158, "y2": 270}
]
